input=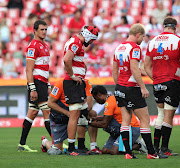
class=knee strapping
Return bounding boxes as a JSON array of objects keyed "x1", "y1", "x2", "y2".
[
  {"x1": 164, "y1": 103, "x2": 178, "y2": 110},
  {"x1": 155, "y1": 107, "x2": 164, "y2": 126},
  {"x1": 28, "y1": 103, "x2": 39, "y2": 111},
  {"x1": 38, "y1": 102, "x2": 50, "y2": 110},
  {"x1": 69, "y1": 102, "x2": 88, "y2": 111}
]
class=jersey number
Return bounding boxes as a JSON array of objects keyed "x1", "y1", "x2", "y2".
[
  {"x1": 157, "y1": 43, "x2": 163, "y2": 54},
  {"x1": 119, "y1": 54, "x2": 123, "y2": 66}
]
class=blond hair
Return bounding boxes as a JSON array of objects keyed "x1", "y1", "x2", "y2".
[{"x1": 129, "y1": 23, "x2": 145, "y2": 36}]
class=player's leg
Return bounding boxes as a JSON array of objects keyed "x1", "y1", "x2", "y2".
[
  {"x1": 154, "y1": 103, "x2": 164, "y2": 153},
  {"x1": 77, "y1": 126, "x2": 87, "y2": 150},
  {"x1": 102, "y1": 136, "x2": 116, "y2": 154},
  {"x1": 40, "y1": 102, "x2": 51, "y2": 136},
  {"x1": 18, "y1": 105, "x2": 39, "y2": 152}
]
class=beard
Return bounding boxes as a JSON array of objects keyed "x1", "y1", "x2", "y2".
[{"x1": 84, "y1": 42, "x2": 89, "y2": 47}]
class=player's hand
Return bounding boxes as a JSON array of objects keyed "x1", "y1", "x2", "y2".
[
  {"x1": 72, "y1": 76, "x2": 82, "y2": 85},
  {"x1": 141, "y1": 87, "x2": 149, "y2": 98},
  {"x1": 30, "y1": 91, "x2": 38, "y2": 101}
]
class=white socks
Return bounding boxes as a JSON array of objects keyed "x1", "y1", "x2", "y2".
[
  {"x1": 90, "y1": 142, "x2": 97, "y2": 150},
  {"x1": 42, "y1": 138, "x2": 48, "y2": 147}
]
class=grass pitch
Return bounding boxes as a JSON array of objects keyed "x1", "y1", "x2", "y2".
[{"x1": 0, "y1": 126, "x2": 180, "y2": 168}]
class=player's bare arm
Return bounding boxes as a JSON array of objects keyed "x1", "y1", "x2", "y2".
[
  {"x1": 144, "y1": 56, "x2": 153, "y2": 80},
  {"x1": 112, "y1": 61, "x2": 119, "y2": 84},
  {"x1": 26, "y1": 59, "x2": 38, "y2": 101},
  {"x1": 90, "y1": 115, "x2": 113, "y2": 128},
  {"x1": 63, "y1": 50, "x2": 82, "y2": 84},
  {"x1": 130, "y1": 59, "x2": 149, "y2": 98},
  {"x1": 48, "y1": 96, "x2": 70, "y2": 117}
]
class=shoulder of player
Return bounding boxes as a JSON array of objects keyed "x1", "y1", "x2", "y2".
[
  {"x1": 106, "y1": 95, "x2": 116, "y2": 105},
  {"x1": 54, "y1": 79, "x2": 64, "y2": 88},
  {"x1": 84, "y1": 79, "x2": 91, "y2": 85}
]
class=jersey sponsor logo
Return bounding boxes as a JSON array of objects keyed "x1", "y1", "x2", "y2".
[
  {"x1": 155, "y1": 36, "x2": 169, "y2": 41},
  {"x1": 118, "y1": 46, "x2": 126, "y2": 51},
  {"x1": 51, "y1": 86, "x2": 59, "y2": 96},
  {"x1": 132, "y1": 48, "x2": 140, "y2": 59},
  {"x1": 105, "y1": 102, "x2": 108, "y2": 108},
  {"x1": 71, "y1": 44, "x2": 79, "y2": 54},
  {"x1": 153, "y1": 55, "x2": 169, "y2": 60},
  {"x1": 119, "y1": 66, "x2": 128, "y2": 72},
  {"x1": 27, "y1": 48, "x2": 35, "y2": 57}
]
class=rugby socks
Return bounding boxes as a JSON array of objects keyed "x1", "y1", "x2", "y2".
[
  {"x1": 161, "y1": 122, "x2": 172, "y2": 149},
  {"x1": 154, "y1": 125, "x2": 162, "y2": 149},
  {"x1": 20, "y1": 117, "x2": 33, "y2": 145},
  {"x1": 44, "y1": 119, "x2": 51, "y2": 136},
  {"x1": 68, "y1": 139, "x2": 76, "y2": 152},
  {"x1": 140, "y1": 128, "x2": 155, "y2": 155},
  {"x1": 120, "y1": 126, "x2": 131, "y2": 154},
  {"x1": 90, "y1": 142, "x2": 97, "y2": 150},
  {"x1": 78, "y1": 138, "x2": 85, "y2": 149}
]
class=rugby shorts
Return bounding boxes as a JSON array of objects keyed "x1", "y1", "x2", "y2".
[
  {"x1": 153, "y1": 79, "x2": 180, "y2": 107},
  {"x1": 63, "y1": 80, "x2": 86, "y2": 104},
  {"x1": 115, "y1": 84, "x2": 147, "y2": 110},
  {"x1": 27, "y1": 79, "x2": 48, "y2": 104}
]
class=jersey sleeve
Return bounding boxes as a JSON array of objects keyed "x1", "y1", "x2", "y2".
[
  {"x1": 85, "y1": 79, "x2": 92, "y2": 96},
  {"x1": 104, "y1": 96, "x2": 116, "y2": 116},
  {"x1": 68, "y1": 42, "x2": 81, "y2": 55},
  {"x1": 130, "y1": 46, "x2": 141, "y2": 61},
  {"x1": 145, "y1": 43, "x2": 150, "y2": 56},
  {"x1": 26, "y1": 45, "x2": 39, "y2": 60},
  {"x1": 50, "y1": 81, "x2": 63, "y2": 100}
]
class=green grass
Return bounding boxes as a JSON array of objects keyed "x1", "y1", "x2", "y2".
[{"x1": 0, "y1": 127, "x2": 180, "y2": 168}]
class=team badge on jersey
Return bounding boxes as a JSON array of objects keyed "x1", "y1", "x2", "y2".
[
  {"x1": 132, "y1": 48, "x2": 140, "y2": 59},
  {"x1": 88, "y1": 81, "x2": 92, "y2": 85},
  {"x1": 51, "y1": 86, "x2": 59, "y2": 96},
  {"x1": 71, "y1": 44, "x2": 79, "y2": 54},
  {"x1": 105, "y1": 102, "x2": 108, "y2": 108},
  {"x1": 27, "y1": 48, "x2": 35, "y2": 57}
]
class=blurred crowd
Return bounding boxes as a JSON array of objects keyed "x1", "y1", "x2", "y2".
[{"x1": 0, "y1": 0, "x2": 179, "y2": 79}]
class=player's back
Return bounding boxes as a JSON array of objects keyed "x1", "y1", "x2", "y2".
[
  {"x1": 114, "y1": 41, "x2": 141, "y2": 87},
  {"x1": 146, "y1": 32, "x2": 180, "y2": 84}
]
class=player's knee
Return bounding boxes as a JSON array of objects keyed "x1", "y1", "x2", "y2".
[
  {"x1": 102, "y1": 147, "x2": 110, "y2": 154},
  {"x1": 88, "y1": 110, "x2": 97, "y2": 118}
]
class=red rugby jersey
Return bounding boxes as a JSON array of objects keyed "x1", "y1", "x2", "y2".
[
  {"x1": 114, "y1": 41, "x2": 142, "y2": 87},
  {"x1": 146, "y1": 32, "x2": 180, "y2": 84},
  {"x1": 26, "y1": 39, "x2": 50, "y2": 83},
  {"x1": 64, "y1": 35, "x2": 85, "y2": 80}
]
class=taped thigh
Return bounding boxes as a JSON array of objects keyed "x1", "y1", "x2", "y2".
[
  {"x1": 38, "y1": 102, "x2": 50, "y2": 110},
  {"x1": 164, "y1": 103, "x2": 178, "y2": 110},
  {"x1": 28, "y1": 103, "x2": 39, "y2": 111},
  {"x1": 69, "y1": 103, "x2": 83, "y2": 111}
]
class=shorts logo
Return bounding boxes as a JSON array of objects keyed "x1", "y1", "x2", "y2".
[
  {"x1": 114, "y1": 90, "x2": 125, "y2": 98},
  {"x1": 165, "y1": 96, "x2": 171, "y2": 102},
  {"x1": 132, "y1": 48, "x2": 140, "y2": 59},
  {"x1": 52, "y1": 86, "x2": 59, "y2": 96},
  {"x1": 105, "y1": 102, "x2": 108, "y2": 108},
  {"x1": 71, "y1": 44, "x2": 79, "y2": 54},
  {"x1": 27, "y1": 48, "x2": 35, "y2": 57},
  {"x1": 127, "y1": 101, "x2": 134, "y2": 108}
]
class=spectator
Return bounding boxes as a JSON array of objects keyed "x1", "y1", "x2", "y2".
[
  {"x1": 21, "y1": 14, "x2": 38, "y2": 43},
  {"x1": 0, "y1": 18, "x2": 10, "y2": 43},
  {"x1": 120, "y1": 8, "x2": 134, "y2": 25},
  {"x1": 172, "y1": 0, "x2": 180, "y2": 15},
  {"x1": 152, "y1": 0, "x2": 169, "y2": 24},
  {"x1": 68, "y1": 9, "x2": 85, "y2": 37},
  {"x1": 84, "y1": 65, "x2": 96, "y2": 78},
  {"x1": 1, "y1": 52, "x2": 18, "y2": 78},
  {"x1": 31, "y1": 4, "x2": 45, "y2": 19},
  {"x1": 60, "y1": 0, "x2": 77, "y2": 15},
  {"x1": 7, "y1": 0, "x2": 23, "y2": 15},
  {"x1": 43, "y1": 15, "x2": 58, "y2": 42},
  {"x1": 96, "y1": 58, "x2": 112, "y2": 77},
  {"x1": 114, "y1": 16, "x2": 130, "y2": 39},
  {"x1": 145, "y1": 16, "x2": 163, "y2": 39},
  {"x1": 93, "y1": 8, "x2": 110, "y2": 31}
]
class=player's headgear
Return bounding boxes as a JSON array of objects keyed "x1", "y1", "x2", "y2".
[
  {"x1": 163, "y1": 17, "x2": 177, "y2": 30},
  {"x1": 81, "y1": 26, "x2": 99, "y2": 43}
]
